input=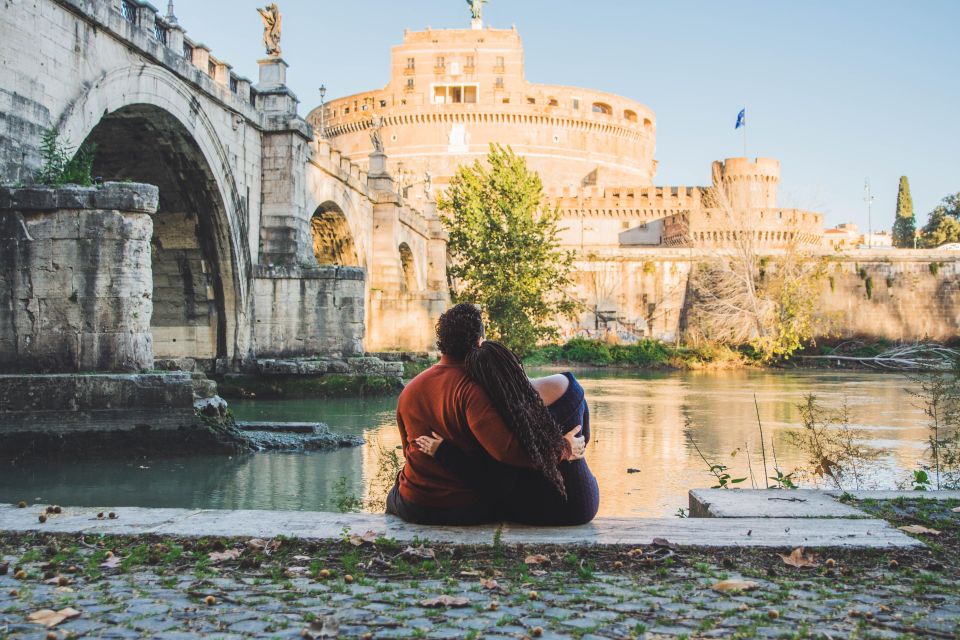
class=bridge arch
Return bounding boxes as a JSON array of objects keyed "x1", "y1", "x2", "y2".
[
  {"x1": 398, "y1": 242, "x2": 418, "y2": 292},
  {"x1": 311, "y1": 201, "x2": 360, "y2": 266},
  {"x1": 58, "y1": 66, "x2": 250, "y2": 364}
]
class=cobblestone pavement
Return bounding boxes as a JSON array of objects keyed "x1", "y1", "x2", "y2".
[{"x1": 1, "y1": 529, "x2": 958, "y2": 640}]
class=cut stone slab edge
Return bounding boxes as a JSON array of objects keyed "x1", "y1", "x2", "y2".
[
  {"x1": 689, "y1": 488, "x2": 960, "y2": 520},
  {"x1": 0, "y1": 504, "x2": 921, "y2": 549}
]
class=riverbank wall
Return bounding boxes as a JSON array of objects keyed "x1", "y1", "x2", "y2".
[{"x1": 568, "y1": 248, "x2": 960, "y2": 342}]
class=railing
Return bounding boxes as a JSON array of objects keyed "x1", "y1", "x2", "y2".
[
  {"x1": 154, "y1": 21, "x2": 168, "y2": 45},
  {"x1": 182, "y1": 42, "x2": 193, "y2": 60},
  {"x1": 120, "y1": 0, "x2": 137, "y2": 24}
]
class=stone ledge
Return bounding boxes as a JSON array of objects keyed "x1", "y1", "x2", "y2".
[
  {"x1": 0, "y1": 504, "x2": 922, "y2": 548},
  {"x1": 253, "y1": 264, "x2": 366, "y2": 280},
  {"x1": 689, "y1": 489, "x2": 870, "y2": 519},
  {"x1": 0, "y1": 182, "x2": 159, "y2": 213},
  {"x1": 689, "y1": 488, "x2": 960, "y2": 519}
]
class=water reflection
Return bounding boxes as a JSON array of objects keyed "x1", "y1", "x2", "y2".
[{"x1": 0, "y1": 370, "x2": 929, "y2": 516}]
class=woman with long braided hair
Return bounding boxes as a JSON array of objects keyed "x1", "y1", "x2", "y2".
[{"x1": 415, "y1": 340, "x2": 600, "y2": 525}]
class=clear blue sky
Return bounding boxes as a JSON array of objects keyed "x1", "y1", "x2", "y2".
[{"x1": 173, "y1": 0, "x2": 959, "y2": 230}]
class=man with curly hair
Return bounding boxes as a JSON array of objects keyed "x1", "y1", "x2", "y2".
[{"x1": 386, "y1": 303, "x2": 533, "y2": 524}]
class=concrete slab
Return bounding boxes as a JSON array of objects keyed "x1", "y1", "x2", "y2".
[
  {"x1": 0, "y1": 504, "x2": 921, "y2": 548},
  {"x1": 823, "y1": 490, "x2": 960, "y2": 501},
  {"x1": 689, "y1": 489, "x2": 869, "y2": 519}
]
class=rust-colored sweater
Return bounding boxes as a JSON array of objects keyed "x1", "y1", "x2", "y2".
[{"x1": 396, "y1": 355, "x2": 532, "y2": 508}]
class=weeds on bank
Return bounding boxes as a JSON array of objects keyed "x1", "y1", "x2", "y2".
[{"x1": 907, "y1": 357, "x2": 960, "y2": 490}]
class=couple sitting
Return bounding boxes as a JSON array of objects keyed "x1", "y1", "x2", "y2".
[{"x1": 386, "y1": 303, "x2": 600, "y2": 526}]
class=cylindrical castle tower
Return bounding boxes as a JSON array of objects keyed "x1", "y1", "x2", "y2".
[
  {"x1": 307, "y1": 26, "x2": 658, "y2": 193},
  {"x1": 711, "y1": 157, "x2": 780, "y2": 211}
]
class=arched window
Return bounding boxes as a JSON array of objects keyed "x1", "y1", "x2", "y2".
[
  {"x1": 592, "y1": 102, "x2": 612, "y2": 115},
  {"x1": 624, "y1": 109, "x2": 638, "y2": 122}
]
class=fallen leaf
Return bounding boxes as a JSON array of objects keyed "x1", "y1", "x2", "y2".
[
  {"x1": 420, "y1": 595, "x2": 470, "y2": 608},
  {"x1": 626, "y1": 548, "x2": 644, "y2": 557},
  {"x1": 291, "y1": 555, "x2": 312, "y2": 562},
  {"x1": 26, "y1": 607, "x2": 81, "y2": 628},
  {"x1": 898, "y1": 525, "x2": 941, "y2": 535},
  {"x1": 283, "y1": 566, "x2": 309, "y2": 577},
  {"x1": 524, "y1": 554, "x2": 550, "y2": 565},
  {"x1": 402, "y1": 545, "x2": 436, "y2": 560},
  {"x1": 529, "y1": 569, "x2": 547, "y2": 577},
  {"x1": 348, "y1": 530, "x2": 381, "y2": 547},
  {"x1": 459, "y1": 570, "x2": 481, "y2": 577},
  {"x1": 480, "y1": 578, "x2": 499, "y2": 590},
  {"x1": 246, "y1": 538, "x2": 267, "y2": 552},
  {"x1": 99, "y1": 555, "x2": 121, "y2": 569},
  {"x1": 207, "y1": 549, "x2": 242, "y2": 564},
  {"x1": 712, "y1": 579, "x2": 760, "y2": 593},
  {"x1": 780, "y1": 547, "x2": 818, "y2": 568}
]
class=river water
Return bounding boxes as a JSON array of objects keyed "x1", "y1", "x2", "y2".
[{"x1": 0, "y1": 370, "x2": 932, "y2": 517}]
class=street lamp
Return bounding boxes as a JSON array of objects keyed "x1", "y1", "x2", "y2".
[
  {"x1": 863, "y1": 178, "x2": 874, "y2": 249},
  {"x1": 318, "y1": 84, "x2": 327, "y2": 138}
]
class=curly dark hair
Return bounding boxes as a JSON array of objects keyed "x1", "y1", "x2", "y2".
[
  {"x1": 465, "y1": 341, "x2": 568, "y2": 497},
  {"x1": 436, "y1": 303, "x2": 485, "y2": 360}
]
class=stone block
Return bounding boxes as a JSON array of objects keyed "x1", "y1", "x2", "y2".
[{"x1": 348, "y1": 357, "x2": 385, "y2": 375}]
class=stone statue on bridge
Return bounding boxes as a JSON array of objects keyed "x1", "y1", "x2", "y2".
[
  {"x1": 369, "y1": 113, "x2": 385, "y2": 153},
  {"x1": 466, "y1": 0, "x2": 487, "y2": 21},
  {"x1": 257, "y1": 4, "x2": 282, "y2": 57}
]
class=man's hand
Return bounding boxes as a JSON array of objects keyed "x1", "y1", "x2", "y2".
[
  {"x1": 562, "y1": 425, "x2": 586, "y2": 461},
  {"x1": 414, "y1": 432, "x2": 444, "y2": 457}
]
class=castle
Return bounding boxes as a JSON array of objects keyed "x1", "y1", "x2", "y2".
[{"x1": 306, "y1": 14, "x2": 825, "y2": 335}]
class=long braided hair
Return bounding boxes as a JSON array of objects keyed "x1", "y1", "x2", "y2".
[{"x1": 465, "y1": 341, "x2": 568, "y2": 497}]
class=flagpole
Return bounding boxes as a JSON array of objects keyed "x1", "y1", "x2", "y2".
[{"x1": 742, "y1": 108, "x2": 747, "y2": 158}]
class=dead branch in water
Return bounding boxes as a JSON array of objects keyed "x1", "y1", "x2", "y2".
[{"x1": 795, "y1": 343, "x2": 960, "y2": 371}]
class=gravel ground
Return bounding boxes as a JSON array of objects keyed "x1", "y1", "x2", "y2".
[{"x1": 0, "y1": 500, "x2": 957, "y2": 639}]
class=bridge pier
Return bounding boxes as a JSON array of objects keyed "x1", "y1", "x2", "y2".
[{"x1": 0, "y1": 183, "x2": 158, "y2": 373}]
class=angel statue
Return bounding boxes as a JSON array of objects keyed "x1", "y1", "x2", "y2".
[
  {"x1": 369, "y1": 113, "x2": 385, "y2": 153},
  {"x1": 466, "y1": 0, "x2": 487, "y2": 21},
  {"x1": 257, "y1": 4, "x2": 282, "y2": 57}
]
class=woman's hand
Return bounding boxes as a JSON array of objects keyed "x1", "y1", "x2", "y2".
[
  {"x1": 414, "y1": 432, "x2": 444, "y2": 457},
  {"x1": 562, "y1": 425, "x2": 586, "y2": 461}
]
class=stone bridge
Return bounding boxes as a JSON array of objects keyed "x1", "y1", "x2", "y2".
[{"x1": 0, "y1": 0, "x2": 447, "y2": 373}]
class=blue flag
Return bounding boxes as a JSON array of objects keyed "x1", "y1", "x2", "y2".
[{"x1": 735, "y1": 109, "x2": 746, "y2": 130}]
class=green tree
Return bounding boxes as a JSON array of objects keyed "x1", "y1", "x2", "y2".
[
  {"x1": 438, "y1": 144, "x2": 576, "y2": 355},
  {"x1": 891, "y1": 176, "x2": 916, "y2": 248},
  {"x1": 920, "y1": 193, "x2": 960, "y2": 248}
]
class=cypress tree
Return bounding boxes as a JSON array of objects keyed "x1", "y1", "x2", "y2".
[{"x1": 892, "y1": 176, "x2": 916, "y2": 248}]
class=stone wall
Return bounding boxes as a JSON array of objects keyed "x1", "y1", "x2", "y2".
[
  {"x1": 252, "y1": 265, "x2": 366, "y2": 358},
  {"x1": 817, "y1": 253, "x2": 960, "y2": 341},
  {"x1": 0, "y1": 183, "x2": 158, "y2": 373},
  {"x1": 564, "y1": 249, "x2": 960, "y2": 343}
]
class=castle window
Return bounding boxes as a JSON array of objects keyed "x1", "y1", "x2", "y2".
[
  {"x1": 380, "y1": 99, "x2": 387, "y2": 108},
  {"x1": 405, "y1": 78, "x2": 414, "y2": 91},
  {"x1": 527, "y1": 97, "x2": 535, "y2": 104},
  {"x1": 465, "y1": 55, "x2": 475, "y2": 69},
  {"x1": 433, "y1": 84, "x2": 478, "y2": 104},
  {"x1": 643, "y1": 118, "x2": 653, "y2": 132},
  {"x1": 549, "y1": 98, "x2": 559, "y2": 107},
  {"x1": 406, "y1": 57, "x2": 415, "y2": 70},
  {"x1": 435, "y1": 56, "x2": 445, "y2": 71},
  {"x1": 592, "y1": 102, "x2": 612, "y2": 115},
  {"x1": 624, "y1": 109, "x2": 638, "y2": 122},
  {"x1": 495, "y1": 56, "x2": 505, "y2": 71},
  {"x1": 502, "y1": 97, "x2": 510, "y2": 104},
  {"x1": 572, "y1": 98, "x2": 580, "y2": 110},
  {"x1": 495, "y1": 77, "x2": 504, "y2": 89}
]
